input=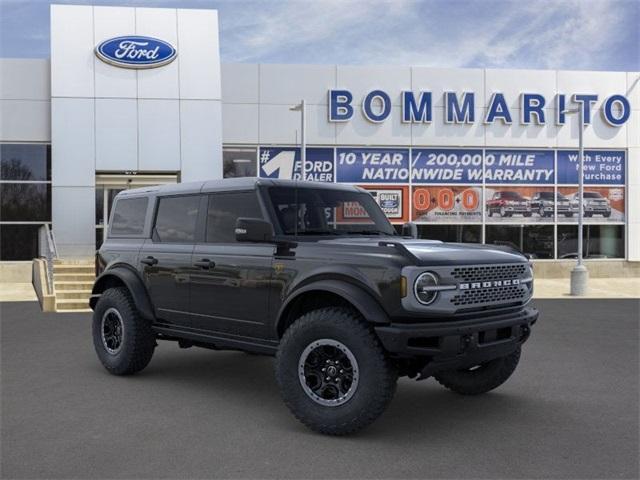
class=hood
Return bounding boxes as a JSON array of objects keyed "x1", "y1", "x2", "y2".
[{"x1": 317, "y1": 236, "x2": 528, "y2": 266}]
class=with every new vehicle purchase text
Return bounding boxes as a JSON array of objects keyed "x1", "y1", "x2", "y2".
[{"x1": 90, "y1": 179, "x2": 538, "y2": 435}]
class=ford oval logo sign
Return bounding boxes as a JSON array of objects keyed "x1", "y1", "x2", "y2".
[{"x1": 95, "y1": 36, "x2": 177, "y2": 69}]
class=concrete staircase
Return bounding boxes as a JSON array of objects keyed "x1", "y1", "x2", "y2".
[{"x1": 53, "y1": 260, "x2": 95, "y2": 312}]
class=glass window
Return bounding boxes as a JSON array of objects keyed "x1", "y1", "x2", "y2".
[
  {"x1": 95, "y1": 187, "x2": 104, "y2": 226},
  {"x1": 223, "y1": 148, "x2": 257, "y2": 178},
  {"x1": 0, "y1": 224, "x2": 40, "y2": 260},
  {"x1": 0, "y1": 183, "x2": 51, "y2": 221},
  {"x1": 268, "y1": 186, "x2": 396, "y2": 237},
  {"x1": 1, "y1": 144, "x2": 51, "y2": 181},
  {"x1": 485, "y1": 225, "x2": 554, "y2": 259},
  {"x1": 418, "y1": 225, "x2": 481, "y2": 243},
  {"x1": 153, "y1": 195, "x2": 199, "y2": 243},
  {"x1": 109, "y1": 197, "x2": 148, "y2": 236},
  {"x1": 96, "y1": 227, "x2": 104, "y2": 251},
  {"x1": 206, "y1": 191, "x2": 263, "y2": 243},
  {"x1": 557, "y1": 225, "x2": 624, "y2": 259}
]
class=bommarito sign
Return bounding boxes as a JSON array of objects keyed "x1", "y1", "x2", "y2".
[{"x1": 328, "y1": 90, "x2": 631, "y2": 127}]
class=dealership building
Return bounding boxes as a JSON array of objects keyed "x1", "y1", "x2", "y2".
[{"x1": 1, "y1": 4, "x2": 639, "y2": 281}]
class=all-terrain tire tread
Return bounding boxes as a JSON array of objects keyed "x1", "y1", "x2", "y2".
[
  {"x1": 93, "y1": 287, "x2": 155, "y2": 375},
  {"x1": 276, "y1": 307, "x2": 397, "y2": 435}
]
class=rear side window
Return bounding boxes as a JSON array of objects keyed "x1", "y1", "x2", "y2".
[
  {"x1": 206, "y1": 191, "x2": 262, "y2": 243},
  {"x1": 110, "y1": 197, "x2": 148, "y2": 236},
  {"x1": 154, "y1": 195, "x2": 200, "y2": 243}
]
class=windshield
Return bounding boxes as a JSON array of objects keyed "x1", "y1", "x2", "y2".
[
  {"x1": 583, "y1": 192, "x2": 603, "y2": 198},
  {"x1": 537, "y1": 192, "x2": 554, "y2": 200},
  {"x1": 267, "y1": 186, "x2": 397, "y2": 237},
  {"x1": 500, "y1": 191, "x2": 525, "y2": 200}
]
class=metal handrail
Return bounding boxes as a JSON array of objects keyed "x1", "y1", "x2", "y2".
[{"x1": 38, "y1": 224, "x2": 58, "y2": 293}]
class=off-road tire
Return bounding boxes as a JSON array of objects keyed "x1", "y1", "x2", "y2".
[
  {"x1": 276, "y1": 307, "x2": 398, "y2": 435},
  {"x1": 92, "y1": 287, "x2": 156, "y2": 375},
  {"x1": 434, "y1": 348, "x2": 521, "y2": 395}
]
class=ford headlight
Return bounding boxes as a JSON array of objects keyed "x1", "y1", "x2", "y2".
[{"x1": 414, "y1": 272, "x2": 439, "y2": 305}]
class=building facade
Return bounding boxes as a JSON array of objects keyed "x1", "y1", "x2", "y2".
[{"x1": 1, "y1": 4, "x2": 639, "y2": 272}]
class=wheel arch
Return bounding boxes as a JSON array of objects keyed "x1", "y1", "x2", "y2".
[
  {"x1": 275, "y1": 279, "x2": 390, "y2": 338},
  {"x1": 90, "y1": 265, "x2": 155, "y2": 321}
]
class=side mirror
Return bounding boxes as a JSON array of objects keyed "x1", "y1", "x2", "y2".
[
  {"x1": 401, "y1": 222, "x2": 418, "y2": 239},
  {"x1": 235, "y1": 217, "x2": 274, "y2": 243}
]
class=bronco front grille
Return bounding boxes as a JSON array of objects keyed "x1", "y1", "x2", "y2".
[
  {"x1": 451, "y1": 285, "x2": 527, "y2": 306},
  {"x1": 451, "y1": 264, "x2": 527, "y2": 283}
]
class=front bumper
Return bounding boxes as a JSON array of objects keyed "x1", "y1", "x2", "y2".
[
  {"x1": 585, "y1": 206, "x2": 611, "y2": 214},
  {"x1": 504, "y1": 205, "x2": 530, "y2": 213},
  {"x1": 375, "y1": 307, "x2": 538, "y2": 377}
]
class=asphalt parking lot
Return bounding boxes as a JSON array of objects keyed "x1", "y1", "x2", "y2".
[{"x1": 1, "y1": 299, "x2": 638, "y2": 479}]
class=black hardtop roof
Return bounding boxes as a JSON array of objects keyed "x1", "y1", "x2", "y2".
[{"x1": 117, "y1": 178, "x2": 365, "y2": 198}]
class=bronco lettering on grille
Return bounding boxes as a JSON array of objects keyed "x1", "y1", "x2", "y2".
[{"x1": 459, "y1": 279, "x2": 520, "y2": 290}]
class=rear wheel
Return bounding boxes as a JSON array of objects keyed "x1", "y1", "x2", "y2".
[
  {"x1": 92, "y1": 287, "x2": 155, "y2": 375},
  {"x1": 434, "y1": 348, "x2": 521, "y2": 395},
  {"x1": 276, "y1": 307, "x2": 397, "y2": 435}
]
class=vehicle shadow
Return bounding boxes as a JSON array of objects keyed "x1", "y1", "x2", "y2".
[{"x1": 128, "y1": 346, "x2": 547, "y2": 439}]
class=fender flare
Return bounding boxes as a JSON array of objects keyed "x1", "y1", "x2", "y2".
[
  {"x1": 276, "y1": 279, "x2": 390, "y2": 336},
  {"x1": 90, "y1": 266, "x2": 155, "y2": 320}
]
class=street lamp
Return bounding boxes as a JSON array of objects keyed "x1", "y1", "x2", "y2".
[
  {"x1": 290, "y1": 100, "x2": 306, "y2": 181},
  {"x1": 563, "y1": 104, "x2": 588, "y2": 295}
]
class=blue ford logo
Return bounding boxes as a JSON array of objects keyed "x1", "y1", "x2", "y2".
[{"x1": 95, "y1": 36, "x2": 177, "y2": 69}]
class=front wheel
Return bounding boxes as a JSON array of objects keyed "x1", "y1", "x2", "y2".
[
  {"x1": 92, "y1": 287, "x2": 156, "y2": 375},
  {"x1": 275, "y1": 308, "x2": 398, "y2": 435},
  {"x1": 434, "y1": 348, "x2": 521, "y2": 395}
]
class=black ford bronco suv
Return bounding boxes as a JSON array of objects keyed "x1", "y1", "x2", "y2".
[{"x1": 90, "y1": 178, "x2": 538, "y2": 435}]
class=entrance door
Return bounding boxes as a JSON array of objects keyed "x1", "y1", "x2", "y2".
[{"x1": 95, "y1": 173, "x2": 177, "y2": 249}]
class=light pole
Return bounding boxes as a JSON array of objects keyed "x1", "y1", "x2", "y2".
[
  {"x1": 289, "y1": 100, "x2": 306, "y2": 181},
  {"x1": 564, "y1": 104, "x2": 588, "y2": 295}
]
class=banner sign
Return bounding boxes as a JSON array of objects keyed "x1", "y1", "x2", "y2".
[
  {"x1": 336, "y1": 148, "x2": 410, "y2": 183},
  {"x1": 360, "y1": 186, "x2": 409, "y2": 222},
  {"x1": 484, "y1": 150, "x2": 554, "y2": 184},
  {"x1": 259, "y1": 147, "x2": 334, "y2": 182},
  {"x1": 557, "y1": 150, "x2": 625, "y2": 185},
  {"x1": 411, "y1": 149, "x2": 483, "y2": 184},
  {"x1": 412, "y1": 186, "x2": 482, "y2": 223},
  {"x1": 557, "y1": 187, "x2": 625, "y2": 223}
]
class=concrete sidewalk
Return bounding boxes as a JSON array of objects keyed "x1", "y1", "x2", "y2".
[
  {"x1": 0, "y1": 283, "x2": 37, "y2": 303},
  {"x1": 534, "y1": 277, "x2": 640, "y2": 298}
]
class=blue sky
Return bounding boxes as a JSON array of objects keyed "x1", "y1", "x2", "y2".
[{"x1": 1, "y1": 0, "x2": 638, "y2": 70}]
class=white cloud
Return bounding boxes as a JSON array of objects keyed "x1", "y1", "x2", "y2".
[{"x1": 218, "y1": 0, "x2": 637, "y2": 71}]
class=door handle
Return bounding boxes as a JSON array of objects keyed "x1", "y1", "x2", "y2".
[
  {"x1": 193, "y1": 258, "x2": 215, "y2": 269},
  {"x1": 141, "y1": 256, "x2": 158, "y2": 266}
]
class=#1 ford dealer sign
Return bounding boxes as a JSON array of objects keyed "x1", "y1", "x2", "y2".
[{"x1": 95, "y1": 36, "x2": 177, "y2": 69}]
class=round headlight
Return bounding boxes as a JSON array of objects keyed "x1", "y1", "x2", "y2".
[{"x1": 414, "y1": 272, "x2": 439, "y2": 305}]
